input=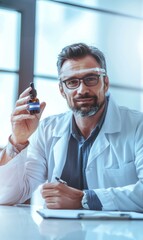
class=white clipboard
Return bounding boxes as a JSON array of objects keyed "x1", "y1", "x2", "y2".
[{"x1": 37, "y1": 209, "x2": 143, "y2": 220}]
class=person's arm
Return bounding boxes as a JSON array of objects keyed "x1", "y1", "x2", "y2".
[
  {"x1": 0, "y1": 136, "x2": 29, "y2": 165},
  {"x1": 0, "y1": 86, "x2": 46, "y2": 166},
  {"x1": 41, "y1": 181, "x2": 103, "y2": 210},
  {"x1": 0, "y1": 86, "x2": 46, "y2": 204},
  {"x1": 41, "y1": 177, "x2": 143, "y2": 211},
  {"x1": 0, "y1": 129, "x2": 47, "y2": 205}
]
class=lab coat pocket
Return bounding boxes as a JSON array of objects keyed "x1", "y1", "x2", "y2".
[{"x1": 104, "y1": 161, "x2": 138, "y2": 187}]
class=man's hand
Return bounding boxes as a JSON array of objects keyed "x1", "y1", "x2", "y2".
[
  {"x1": 10, "y1": 86, "x2": 46, "y2": 145},
  {"x1": 41, "y1": 182, "x2": 84, "y2": 209}
]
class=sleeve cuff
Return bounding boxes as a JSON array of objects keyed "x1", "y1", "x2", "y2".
[
  {"x1": 6, "y1": 135, "x2": 29, "y2": 158},
  {"x1": 85, "y1": 189, "x2": 102, "y2": 210}
]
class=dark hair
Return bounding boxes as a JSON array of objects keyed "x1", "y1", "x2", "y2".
[{"x1": 57, "y1": 43, "x2": 107, "y2": 74}]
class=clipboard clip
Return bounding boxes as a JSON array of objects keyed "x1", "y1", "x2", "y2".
[{"x1": 78, "y1": 212, "x2": 131, "y2": 220}]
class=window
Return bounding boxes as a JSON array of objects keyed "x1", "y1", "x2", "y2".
[
  {"x1": 0, "y1": 0, "x2": 143, "y2": 148},
  {"x1": 0, "y1": 0, "x2": 35, "y2": 148},
  {"x1": 0, "y1": 8, "x2": 20, "y2": 147},
  {"x1": 34, "y1": 0, "x2": 143, "y2": 120}
]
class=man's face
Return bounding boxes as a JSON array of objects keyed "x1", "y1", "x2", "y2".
[{"x1": 59, "y1": 55, "x2": 109, "y2": 117}]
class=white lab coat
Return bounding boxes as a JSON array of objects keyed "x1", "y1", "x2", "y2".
[{"x1": 0, "y1": 95, "x2": 143, "y2": 211}]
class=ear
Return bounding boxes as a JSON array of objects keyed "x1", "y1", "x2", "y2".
[
  {"x1": 59, "y1": 82, "x2": 66, "y2": 98},
  {"x1": 104, "y1": 76, "x2": 109, "y2": 92}
]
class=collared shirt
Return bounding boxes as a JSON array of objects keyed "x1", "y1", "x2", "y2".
[{"x1": 61, "y1": 97, "x2": 108, "y2": 209}]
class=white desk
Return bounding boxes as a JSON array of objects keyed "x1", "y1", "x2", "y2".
[{"x1": 0, "y1": 205, "x2": 143, "y2": 240}]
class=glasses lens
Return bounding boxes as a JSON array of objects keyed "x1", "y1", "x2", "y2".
[
  {"x1": 84, "y1": 75, "x2": 100, "y2": 86},
  {"x1": 62, "y1": 74, "x2": 103, "y2": 89},
  {"x1": 65, "y1": 79, "x2": 79, "y2": 89}
]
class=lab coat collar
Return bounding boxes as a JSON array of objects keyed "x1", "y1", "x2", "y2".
[
  {"x1": 52, "y1": 111, "x2": 72, "y2": 137},
  {"x1": 86, "y1": 94, "x2": 122, "y2": 168},
  {"x1": 102, "y1": 94, "x2": 121, "y2": 134}
]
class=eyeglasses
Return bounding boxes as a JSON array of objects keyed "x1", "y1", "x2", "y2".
[{"x1": 61, "y1": 74, "x2": 106, "y2": 89}]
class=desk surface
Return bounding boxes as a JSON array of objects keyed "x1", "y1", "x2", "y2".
[{"x1": 0, "y1": 205, "x2": 143, "y2": 240}]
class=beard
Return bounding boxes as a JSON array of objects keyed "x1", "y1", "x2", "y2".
[{"x1": 67, "y1": 94, "x2": 105, "y2": 117}]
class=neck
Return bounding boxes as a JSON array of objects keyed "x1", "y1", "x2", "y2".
[{"x1": 74, "y1": 103, "x2": 105, "y2": 139}]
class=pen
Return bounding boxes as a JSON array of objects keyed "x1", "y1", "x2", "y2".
[
  {"x1": 14, "y1": 204, "x2": 31, "y2": 208},
  {"x1": 55, "y1": 177, "x2": 67, "y2": 185}
]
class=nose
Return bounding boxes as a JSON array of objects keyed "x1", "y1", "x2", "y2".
[{"x1": 77, "y1": 80, "x2": 90, "y2": 94}]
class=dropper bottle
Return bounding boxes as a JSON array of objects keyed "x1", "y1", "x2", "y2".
[{"x1": 28, "y1": 82, "x2": 40, "y2": 114}]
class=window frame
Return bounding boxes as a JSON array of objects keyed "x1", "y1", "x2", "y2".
[
  {"x1": 0, "y1": 0, "x2": 36, "y2": 93},
  {"x1": 0, "y1": 0, "x2": 36, "y2": 150}
]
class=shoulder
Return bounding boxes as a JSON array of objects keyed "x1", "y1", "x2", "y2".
[
  {"x1": 30, "y1": 111, "x2": 72, "y2": 144},
  {"x1": 118, "y1": 105, "x2": 143, "y2": 123},
  {"x1": 108, "y1": 94, "x2": 143, "y2": 122},
  {"x1": 105, "y1": 94, "x2": 143, "y2": 134},
  {"x1": 41, "y1": 111, "x2": 72, "y2": 125},
  {"x1": 38, "y1": 111, "x2": 72, "y2": 133}
]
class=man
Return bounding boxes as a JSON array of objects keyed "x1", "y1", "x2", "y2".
[{"x1": 0, "y1": 43, "x2": 143, "y2": 211}]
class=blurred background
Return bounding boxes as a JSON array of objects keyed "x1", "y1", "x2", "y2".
[{"x1": 0, "y1": 0, "x2": 143, "y2": 149}]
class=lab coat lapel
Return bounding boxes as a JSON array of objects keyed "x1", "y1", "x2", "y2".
[
  {"x1": 87, "y1": 94, "x2": 121, "y2": 168},
  {"x1": 51, "y1": 113, "x2": 72, "y2": 181},
  {"x1": 87, "y1": 132, "x2": 109, "y2": 167}
]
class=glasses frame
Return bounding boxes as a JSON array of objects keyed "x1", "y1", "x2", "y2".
[{"x1": 60, "y1": 68, "x2": 106, "y2": 90}]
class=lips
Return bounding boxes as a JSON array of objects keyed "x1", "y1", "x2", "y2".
[{"x1": 75, "y1": 97, "x2": 94, "y2": 103}]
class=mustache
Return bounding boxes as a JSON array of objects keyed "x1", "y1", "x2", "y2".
[{"x1": 74, "y1": 94, "x2": 98, "y2": 100}]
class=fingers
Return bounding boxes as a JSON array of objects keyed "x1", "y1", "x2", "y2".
[
  {"x1": 10, "y1": 85, "x2": 46, "y2": 145},
  {"x1": 45, "y1": 197, "x2": 63, "y2": 209},
  {"x1": 41, "y1": 182, "x2": 63, "y2": 197},
  {"x1": 38, "y1": 102, "x2": 46, "y2": 119},
  {"x1": 12, "y1": 85, "x2": 46, "y2": 117},
  {"x1": 41, "y1": 182, "x2": 83, "y2": 209},
  {"x1": 19, "y1": 87, "x2": 32, "y2": 99},
  {"x1": 12, "y1": 103, "x2": 29, "y2": 116},
  {"x1": 16, "y1": 87, "x2": 31, "y2": 107},
  {"x1": 16, "y1": 97, "x2": 30, "y2": 109},
  {"x1": 41, "y1": 182, "x2": 68, "y2": 202},
  {"x1": 41, "y1": 183, "x2": 63, "y2": 209},
  {"x1": 12, "y1": 87, "x2": 31, "y2": 116},
  {"x1": 11, "y1": 113, "x2": 35, "y2": 124}
]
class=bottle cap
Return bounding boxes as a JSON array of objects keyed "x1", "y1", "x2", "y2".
[{"x1": 30, "y1": 82, "x2": 37, "y2": 98}]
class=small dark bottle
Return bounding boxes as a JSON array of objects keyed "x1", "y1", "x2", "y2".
[{"x1": 28, "y1": 82, "x2": 40, "y2": 114}]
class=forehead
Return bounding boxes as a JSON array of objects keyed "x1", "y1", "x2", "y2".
[{"x1": 60, "y1": 55, "x2": 101, "y2": 79}]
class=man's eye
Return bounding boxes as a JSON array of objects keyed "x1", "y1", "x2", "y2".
[
  {"x1": 86, "y1": 75, "x2": 100, "y2": 81},
  {"x1": 85, "y1": 77, "x2": 96, "y2": 81},
  {"x1": 67, "y1": 79, "x2": 78, "y2": 85}
]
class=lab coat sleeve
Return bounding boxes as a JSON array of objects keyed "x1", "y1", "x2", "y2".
[
  {"x1": 0, "y1": 114, "x2": 69, "y2": 206},
  {"x1": 0, "y1": 144, "x2": 47, "y2": 205},
  {"x1": 94, "y1": 181, "x2": 143, "y2": 211},
  {"x1": 0, "y1": 125, "x2": 48, "y2": 205},
  {"x1": 0, "y1": 148, "x2": 28, "y2": 205}
]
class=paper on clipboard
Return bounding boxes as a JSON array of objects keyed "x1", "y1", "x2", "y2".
[{"x1": 37, "y1": 209, "x2": 143, "y2": 220}]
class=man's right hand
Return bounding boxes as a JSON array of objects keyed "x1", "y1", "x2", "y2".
[{"x1": 10, "y1": 86, "x2": 46, "y2": 145}]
